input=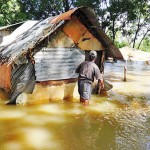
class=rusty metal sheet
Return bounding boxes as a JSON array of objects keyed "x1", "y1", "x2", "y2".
[
  {"x1": 34, "y1": 48, "x2": 85, "y2": 81},
  {"x1": 63, "y1": 16, "x2": 87, "y2": 44},
  {"x1": 0, "y1": 63, "x2": 11, "y2": 91},
  {"x1": 63, "y1": 16, "x2": 104, "y2": 50},
  {"x1": 50, "y1": 8, "x2": 77, "y2": 24}
]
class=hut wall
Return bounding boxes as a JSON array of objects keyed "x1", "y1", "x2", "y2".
[
  {"x1": 18, "y1": 29, "x2": 85, "y2": 104},
  {"x1": 16, "y1": 81, "x2": 79, "y2": 105},
  {"x1": 34, "y1": 29, "x2": 85, "y2": 81}
]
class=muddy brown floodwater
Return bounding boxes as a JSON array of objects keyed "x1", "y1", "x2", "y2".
[{"x1": 0, "y1": 60, "x2": 150, "y2": 150}]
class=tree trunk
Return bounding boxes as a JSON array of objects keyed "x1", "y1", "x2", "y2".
[
  {"x1": 132, "y1": 12, "x2": 142, "y2": 48},
  {"x1": 132, "y1": 27, "x2": 139, "y2": 48},
  {"x1": 112, "y1": 19, "x2": 115, "y2": 42},
  {"x1": 137, "y1": 29, "x2": 149, "y2": 49}
]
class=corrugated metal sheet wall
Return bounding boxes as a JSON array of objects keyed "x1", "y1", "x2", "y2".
[
  {"x1": 34, "y1": 48, "x2": 85, "y2": 81},
  {"x1": 8, "y1": 61, "x2": 36, "y2": 104}
]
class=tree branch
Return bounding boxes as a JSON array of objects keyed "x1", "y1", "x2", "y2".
[{"x1": 138, "y1": 29, "x2": 150, "y2": 49}]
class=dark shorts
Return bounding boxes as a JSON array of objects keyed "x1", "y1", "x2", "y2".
[{"x1": 78, "y1": 80, "x2": 92, "y2": 100}]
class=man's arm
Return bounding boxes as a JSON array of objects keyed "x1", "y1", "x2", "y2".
[
  {"x1": 95, "y1": 67, "x2": 104, "y2": 94},
  {"x1": 98, "y1": 78, "x2": 104, "y2": 89}
]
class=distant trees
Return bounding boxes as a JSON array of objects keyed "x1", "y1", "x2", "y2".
[
  {"x1": 18, "y1": 0, "x2": 65, "y2": 19},
  {"x1": 97, "y1": 0, "x2": 150, "y2": 51},
  {"x1": 0, "y1": 0, "x2": 149, "y2": 51},
  {"x1": 0, "y1": 0, "x2": 26, "y2": 26},
  {"x1": 125, "y1": 0, "x2": 150, "y2": 49}
]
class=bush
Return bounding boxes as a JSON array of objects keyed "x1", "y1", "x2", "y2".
[
  {"x1": 115, "y1": 41, "x2": 128, "y2": 48},
  {"x1": 138, "y1": 38, "x2": 150, "y2": 52}
]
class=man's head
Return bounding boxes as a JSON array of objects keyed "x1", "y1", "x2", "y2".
[{"x1": 89, "y1": 50, "x2": 97, "y2": 61}]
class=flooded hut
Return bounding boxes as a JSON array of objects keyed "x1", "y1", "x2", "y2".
[{"x1": 0, "y1": 7, "x2": 123, "y2": 105}]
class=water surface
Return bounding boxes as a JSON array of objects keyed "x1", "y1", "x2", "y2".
[{"x1": 0, "y1": 60, "x2": 150, "y2": 150}]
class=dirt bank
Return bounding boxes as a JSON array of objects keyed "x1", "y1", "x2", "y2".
[{"x1": 119, "y1": 46, "x2": 150, "y2": 61}]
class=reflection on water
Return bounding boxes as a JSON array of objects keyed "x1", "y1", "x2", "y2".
[
  {"x1": 0, "y1": 60, "x2": 150, "y2": 150},
  {"x1": 105, "y1": 60, "x2": 150, "y2": 98}
]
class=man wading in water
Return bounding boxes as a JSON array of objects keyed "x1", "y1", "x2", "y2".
[{"x1": 76, "y1": 50, "x2": 104, "y2": 106}]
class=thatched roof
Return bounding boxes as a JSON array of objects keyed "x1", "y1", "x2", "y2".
[{"x1": 0, "y1": 7, "x2": 123, "y2": 65}]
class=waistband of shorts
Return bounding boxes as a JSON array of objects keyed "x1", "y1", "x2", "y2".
[{"x1": 78, "y1": 78, "x2": 92, "y2": 84}]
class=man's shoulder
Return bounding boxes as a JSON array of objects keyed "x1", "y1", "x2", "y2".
[
  {"x1": 81, "y1": 61, "x2": 99, "y2": 69},
  {"x1": 80, "y1": 61, "x2": 88, "y2": 66},
  {"x1": 89, "y1": 62, "x2": 99, "y2": 69}
]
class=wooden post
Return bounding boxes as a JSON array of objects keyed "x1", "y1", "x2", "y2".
[
  {"x1": 124, "y1": 60, "x2": 127, "y2": 81},
  {"x1": 100, "y1": 50, "x2": 105, "y2": 74}
]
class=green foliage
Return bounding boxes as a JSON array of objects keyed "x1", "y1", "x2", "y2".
[
  {"x1": 74, "y1": 0, "x2": 101, "y2": 10},
  {"x1": 0, "y1": 0, "x2": 27, "y2": 26},
  {"x1": 0, "y1": 0, "x2": 149, "y2": 53},
  {"x1": 115, "y1": 41, "x2": 128, "y2": 48},
  {"x1": 137, "y1": 37, "x2": 150, "y2": 52},
  {"x1": 18, "y1": 0, "x2": 73, "y2": 20}
]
